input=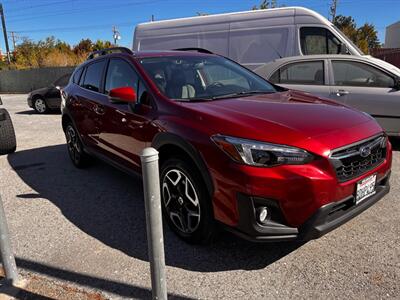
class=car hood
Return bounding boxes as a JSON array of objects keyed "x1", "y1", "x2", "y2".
[{"x1": 180, "y1": 90, "x2": 382, "y2": 155}]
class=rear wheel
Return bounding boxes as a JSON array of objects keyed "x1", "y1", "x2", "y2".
[
  {"x1": 0, "y1": 108, "x2": 16, "y2": 155},
  {"x1": 65, "y1": 123, "x2": 91, "y2": 168},
  {"x1": 33, "y1": 98, "x2": 48, "y2": 114},
  {"x1": 160, "y1": 157, "x2": 217, "y2": 244}
]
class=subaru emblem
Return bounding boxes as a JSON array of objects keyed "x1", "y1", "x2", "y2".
[{"x1": 359, "y1": 146, "x2": 371, "y2": 158}]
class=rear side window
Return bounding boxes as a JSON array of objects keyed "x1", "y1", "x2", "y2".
[
  {"x1": 332, "y1": 61, "x2": 395, "y2": 88},
  {"x1": 72, "y1": 68, "x2": 83, "y2": 84},
  {"x1": 82, "y1": 60, "x2": 106, "y2": 92},
  {"x1": 300, "y1": 27, "x2": 341, "y2": 55},
  {"x1": 229, "y1": 27, "x2": 289, "y2": 64},
  {"x1": 270, "y1": 61, "x2": 324, "y2": 85}
]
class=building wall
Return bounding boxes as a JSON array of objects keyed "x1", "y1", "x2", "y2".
[
  {"x1": 385, "y1": 21, "x2": 400, "y2": 48},
  {"x1": 0, "y1": 66, "x2": 76, "y2": 93}
]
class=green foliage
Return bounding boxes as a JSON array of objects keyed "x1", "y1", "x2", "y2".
[
  {"x1": 10, "y1": 36, "x2": 114, "y2": 70},
  {"x1": 334, "y1": 15, "x2": 380, "y2": 54},
  {"x1": 252, "y1": 0, "x2": 284, "y2": 10}
]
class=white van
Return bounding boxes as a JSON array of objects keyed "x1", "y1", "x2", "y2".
[{"x1": 132, "y1": 7, "x2": 364, "y2": 70}]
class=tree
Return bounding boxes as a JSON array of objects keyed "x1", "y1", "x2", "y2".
[
  {"x1": 10, "y1": 37, "x2": 113, "y2": 69},
  {"x1": 93, "y1": 40, "x2": 113, "y2": 51},
  {"x1": 334, "y1": 15, "x2": 381, "y2": 54},
  {"x1": 358, "y1": 23, "x2": 380, "y2": 50},
  {"x1": 73, "y1": 38, "x2": 93, "y2": 55},
  {"x1": 252, "y1": 0, "x2": 280, "y2": 10}
]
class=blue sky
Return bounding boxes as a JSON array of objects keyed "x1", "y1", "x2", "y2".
[{"x1": 1, "y1": 0, "x2": 398, "y2": 50}]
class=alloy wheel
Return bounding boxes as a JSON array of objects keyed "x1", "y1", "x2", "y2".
[
  {"x1": 162, "y1": 168, "x2": 201, "y2": 234},
  {"x1": 65, "y1": 125, "x2": 81, "y2": 163},
  {"x1": 34, "y1": 99, "x2": 47, "y2": 113}
]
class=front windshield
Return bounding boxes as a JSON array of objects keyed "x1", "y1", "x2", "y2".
[{"x1": 139, "y1": 55, "x2": 276, "y2": 101}]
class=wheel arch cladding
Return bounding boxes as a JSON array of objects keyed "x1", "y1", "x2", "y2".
[
  {"x1": 32, "y1": 94, "x2": 44, "y2": 101},
  {"x1": 62, "y1": 114, "x2": 73, "y2": 131},
  {"x1": 152, "y1": 132, "x2": 214, "y2": 197}
]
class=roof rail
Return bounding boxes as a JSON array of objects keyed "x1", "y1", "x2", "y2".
[
  {"x1": 87, "y1": 47, "x2": 133, "y2": 60},
  {"x1": 173, "y1": 48, "x2": 214, "y2": 54}
]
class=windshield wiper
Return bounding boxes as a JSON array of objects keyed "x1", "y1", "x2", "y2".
[{"x1": 211, "y1": 90, "x2": 273, "y2": 100}]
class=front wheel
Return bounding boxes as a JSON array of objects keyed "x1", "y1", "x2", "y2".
[
  {"x1": 160, "y1": 158, "x2": 217, "y2": 244},
  {"x1": 0, "y1": 108, "x2": 16, "y2": 155}
]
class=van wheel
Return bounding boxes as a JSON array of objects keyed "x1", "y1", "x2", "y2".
[
  {"x1": 33, "y1": 98, "x2": 48, "y2": 114},
  {"x1": 0, "y1": 108, "x2": 16, "y2": 155},
  {"x1": 65, "y1": 123, "x2": 91, "y2": 168},
  {"x1": 160, "y1": 157, "x2": 217, "y2": 244}
]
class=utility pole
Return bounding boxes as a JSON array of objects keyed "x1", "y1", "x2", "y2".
[
  {"x1": 0, "y1": 3, "x2": 11, "y2": 64},
  {"x1": 10, "y1": 30, "x2": 16, "y2": 50},
  {"x1": 329, "y1": 0, "x2": 338, "y2": 22},
  {"x1": 112, "y1": 26, "x2": 121, "y2": 46}
]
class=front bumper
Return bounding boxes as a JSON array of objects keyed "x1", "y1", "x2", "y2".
[
  {"x1": 27, "y1": 95, "x2": 33, "y2": 108},
  {"x1": 226, "y1": 171, "x2": 391, "y2": 242}
]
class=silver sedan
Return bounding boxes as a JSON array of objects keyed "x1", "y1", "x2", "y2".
[{"x1": 255, "y1": 55, "x2": 400, "y2": 136}]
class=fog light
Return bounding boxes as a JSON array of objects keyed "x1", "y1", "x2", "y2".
[{"x1": 256, "y1": 207, "x2": 269, "y2": 224}]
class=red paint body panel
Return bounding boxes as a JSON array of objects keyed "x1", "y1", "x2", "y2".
[{"x1": 63, "y1": 51, "x2": 392, "y2": 238}]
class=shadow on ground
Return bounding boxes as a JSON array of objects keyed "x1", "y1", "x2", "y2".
[
  {"x1": 7, "y1": 145, "x2": 302, "y2": 273},
  {"x1": 3, "y1": 259, "x2": 193, "y2": 299},
  {"x1": 15, "y1": 110, "x2": 61, "y2": 115}
]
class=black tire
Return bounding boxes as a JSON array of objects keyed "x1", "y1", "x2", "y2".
[
  {"x1": 0, "y1": 108, "x2": 16, "y2": 155},
  {"x1": 33, "y1": 97, "x2": 48, "y2": 114},
  {"x1": 64, "y1": 123, "x2": 91, "y2": 168},
  {"x1": 160, "y1": 157, "x2": 218, "y2": 244}
]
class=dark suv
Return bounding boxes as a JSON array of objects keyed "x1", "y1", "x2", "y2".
[{"x1": 61, "y1": 47, "x2": 392, "y2": 244}]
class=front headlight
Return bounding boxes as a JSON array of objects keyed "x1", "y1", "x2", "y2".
[{"x1": 211, "y1": 135, "x2": 313, "y2": 167}]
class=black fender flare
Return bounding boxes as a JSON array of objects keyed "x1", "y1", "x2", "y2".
[{"x1": 152, "y1": 132, "x2": 214, "y2": 197}]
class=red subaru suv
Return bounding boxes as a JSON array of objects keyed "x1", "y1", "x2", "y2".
[{"x1": 61, "y1": 47, "x2": 392, "y2": 244}]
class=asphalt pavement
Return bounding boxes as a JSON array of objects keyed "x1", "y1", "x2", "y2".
[{"x1": 0, "y1": 94, "x2": 399, "y2": 299}]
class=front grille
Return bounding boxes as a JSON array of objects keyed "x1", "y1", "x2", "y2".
[{"x1": 329, "y1": 135, "x2": 387, "y2": 182}]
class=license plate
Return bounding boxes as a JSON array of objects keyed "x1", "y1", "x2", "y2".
[{"x1": 355, "y1": 174, "x2": 377, "y2": 204}]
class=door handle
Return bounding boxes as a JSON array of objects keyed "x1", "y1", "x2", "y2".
[
  {"x1": 332, "y1": 89, "x2": 349, "y2": 96},
  {"x1": 94, "y1": 105, "x2": 105, "y2": 115}
]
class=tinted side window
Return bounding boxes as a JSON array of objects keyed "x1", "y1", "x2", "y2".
[
  {"x1": 72, "y1": 68, "x2": 83, "y2": 84},
  {"x1": 270, "y1": 61, "x2": 324, "y2": 85},
  {"x1": 82, "y1": 60, "x2": 106, "y2": 92},
  {"x1": 332, "y1": 61, "x2": 395, "y2": 88},
  {"x1": 105, "y1": 59, "x2": 139, "y2": 94},
  {"x1": 300, "y1": 27, "x2": 341, "y2": 55}
]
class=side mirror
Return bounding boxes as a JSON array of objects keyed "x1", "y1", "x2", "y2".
[
  {"x1": 109, "y1": 87, "x2": 137, "y2": 103},
  {"x1": 339, "y1": 43, "x2": 349, "y2": 54},
  {"x1": 394, "y1": 77, "x2": 400, "y2": 90}
]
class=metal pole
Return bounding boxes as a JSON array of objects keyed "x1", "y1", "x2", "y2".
[
  {"x1": 140, "y1": 148, "x2": 167, "y2": 300},
  {"x1": 0, "y1": 194, "x2": 19, "y2": 283},
  {"x1": 0, "y1": 4, "x2": 11, "y2": 64}
]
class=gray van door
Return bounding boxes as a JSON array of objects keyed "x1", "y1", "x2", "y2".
[{"x1": 328, "y1": 59, "x2": 400, "y2": 135}]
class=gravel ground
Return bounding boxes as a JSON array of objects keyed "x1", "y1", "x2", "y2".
[{"x1": 0, "y1": 94, "x2": 399, "y2": 300}]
